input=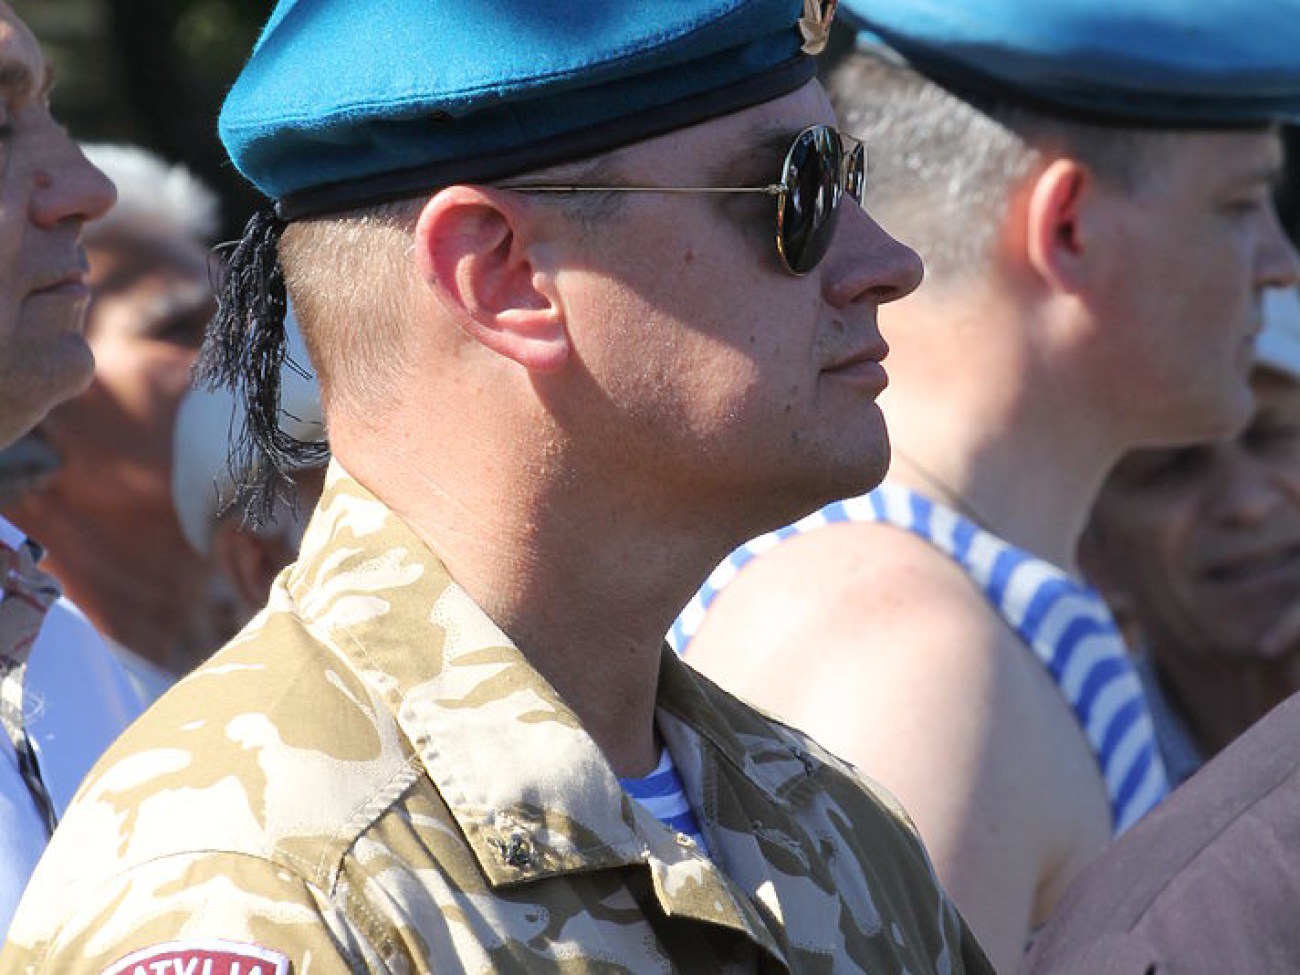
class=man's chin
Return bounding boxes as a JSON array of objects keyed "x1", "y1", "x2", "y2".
[
  {"x1": 51, "y1": 331, "x2": 97, "y2": 398},
  {"x1": 790, "y1": 451, "x2": 891, "y2": 527},
  {"x1": 0, "y1": 338, "x2": 95, "y2": 447},
  {"x1": 1149, "y1": 384, "x2": 1255, "y2": 449}
]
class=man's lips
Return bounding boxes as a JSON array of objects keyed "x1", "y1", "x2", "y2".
[
  {"x1": 30, "y1": 261, "x2": 91, "y2": 298},
  {"x1": 824, "y1": 333, "x2": 889, "y2": 369},
  {"x1": 1199, "y1": 540, "x2": 1300, "y2": 586},
  {"x1": 822, "y1": 340, "x2": 890, "y2": 390}
]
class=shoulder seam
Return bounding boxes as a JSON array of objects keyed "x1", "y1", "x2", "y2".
[{"x1": 318, "y1": 754, "x2": 424, "y2": 890}]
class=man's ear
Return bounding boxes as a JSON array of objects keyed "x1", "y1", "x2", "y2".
[
  {"x1": 1023, "y1": 158, "x2": 1098, "y2": 295},
  {"x1": 212, "y1": 522, "x2": 298, "y2": 620},
  {"x1": 413, "y1": 185, "x2": 570, "y2": 373}
]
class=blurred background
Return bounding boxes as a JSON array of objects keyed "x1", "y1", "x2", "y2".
[{"x1": 12, "y1": 0, "x2": 266, "y2": 238}]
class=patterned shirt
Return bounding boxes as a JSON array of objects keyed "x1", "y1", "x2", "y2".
[
  {"x1": 1, "y1": 464, "x2": 993, "y2": 975},
  {"x1": 674, "y1": 484, "x2": 1169, "y2": 835}
]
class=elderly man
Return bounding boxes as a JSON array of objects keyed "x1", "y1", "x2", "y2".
[
  {"x1": 2, "y1": 2, "x2": 994, "y2": 973},
  {"x1": 3, "y1": 145, "x2": 222, "y2": 700},
  {"x1": 674, "y1": 2, "x2": 1300, "y2": 970},
  {"x1": 1080, "y1": 286, "x2": 1300, "y2": 787},
  {"x1": 0, "y1": 0, "x2": 135, "y2": 936}
]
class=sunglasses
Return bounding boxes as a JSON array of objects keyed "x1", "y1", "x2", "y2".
[{"x1": 497, "y1": 124, "x2": 865, "y2": 276}]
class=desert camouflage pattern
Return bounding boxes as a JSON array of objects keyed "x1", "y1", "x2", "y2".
[{"x1": 1, "y1": 463, "x2": 992, "y2": 974}]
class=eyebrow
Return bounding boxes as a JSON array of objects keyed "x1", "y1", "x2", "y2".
[
  {"x1": 1232, "y1": 142, "x2": 1288, "y2": 190},
  {"x1": 706, "y1": 125, "x2": 799, "y2": 186}
]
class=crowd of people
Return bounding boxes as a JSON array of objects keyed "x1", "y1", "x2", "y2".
[{"x1": 0, "y1": 0, "x2": 1297, "y2": 972}]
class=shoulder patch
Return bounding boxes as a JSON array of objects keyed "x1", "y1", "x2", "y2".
[{"x1": 103, "y1": 940, "x2": 291, "y2": 975}]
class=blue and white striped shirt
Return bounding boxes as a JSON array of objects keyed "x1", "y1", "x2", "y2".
[
  {"x1": 619, "y1": 748, "x2": 710, "y2": 855},
  {"x1": 672, "y1": 483, "x2": 1169, "y2": 835}
]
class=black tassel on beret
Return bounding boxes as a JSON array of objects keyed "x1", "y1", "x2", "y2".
[{"x1": 195, "y1": 209, "x2": 329, "y2": 528}]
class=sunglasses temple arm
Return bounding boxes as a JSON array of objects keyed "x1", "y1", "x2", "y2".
[{"x1": 496, "y1": 184, "x2": 785, "y2": 196}]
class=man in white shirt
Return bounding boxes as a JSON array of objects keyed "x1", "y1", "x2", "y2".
[
  {"x1": 0, "y1": 525, "x2": 143, "y2": 930},
  {"x1": 0, "y1": 0, "x2": 141, "y2": 935}
]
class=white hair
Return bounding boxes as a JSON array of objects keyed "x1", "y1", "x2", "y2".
[{"x1": 80, "y1": 143, "x2": 221, "y2": 245}]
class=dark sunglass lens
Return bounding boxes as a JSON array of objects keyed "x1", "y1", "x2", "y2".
[{"x1": 780, "y1": 127, "x2": 843, "y2": 274}]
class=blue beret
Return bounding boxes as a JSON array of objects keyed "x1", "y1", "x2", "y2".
[
  {"x1": 221, "y1": 0, "x2": 836, "y2": 218},
  {"x1": 838, "y1": 0, "x2": 1300, "y2": 127}
]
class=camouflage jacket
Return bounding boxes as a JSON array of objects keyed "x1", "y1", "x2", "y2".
[{"x1": 0, "y1": 466, "x2": 991, "y2": 974}]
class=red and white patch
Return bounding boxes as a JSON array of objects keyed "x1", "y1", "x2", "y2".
[{"x1": 102, "y1": 939, "x2": 290, "y2": 975}]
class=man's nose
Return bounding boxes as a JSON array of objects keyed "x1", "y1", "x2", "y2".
[
  {"x1": 31, "y1": 136, "x2": 116, "y2": 230},
  {"x1": 1258, "y1": 204, "x2": 1300, "y2": 291},
  {"x1": 821, "y1": 202, "x2": 924, "y2": 310},
  {"x1": 1210, "y1": 450, "x2": 1287, "y2": 527}
]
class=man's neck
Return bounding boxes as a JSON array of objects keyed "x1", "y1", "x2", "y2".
[
  {"x1": 880, "y1": 295, "x2": 1129, "y2": 574},
  {"x1": 342, "y1": 450, "x2": 721, "y2": 780},
  {"x1": 885, "y1": 419, "x2": 1115, "y2": 575}
]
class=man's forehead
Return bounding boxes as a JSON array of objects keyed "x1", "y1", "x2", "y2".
[
  {"x1": 0, "y1": 9, "x2": 49, "y2": 102},
  {"x1": 1206, "y1": 128, "x2": 1285, "y2": 171},
  {"x1": 628, "y1": 81, "x2": 832, "y2": 169},
  {"x1": 1131, "y1": 128, "x2": 1285, "y2": 200}
]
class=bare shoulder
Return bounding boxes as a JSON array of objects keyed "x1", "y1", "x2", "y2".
[
  {"x1": 687, "y1": 520, "x2": 1104, "y2": 802},
  {"x1": 687, "y1": 520, "x2": 1034, "y2": 725}
]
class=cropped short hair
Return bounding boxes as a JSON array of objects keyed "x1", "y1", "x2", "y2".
[
  {"x1": 826, "y1": 50, "x2": 1167, "y2": 284},
  {"x1": 278, "y1": 152, "x2": 625, "y2": 417}
]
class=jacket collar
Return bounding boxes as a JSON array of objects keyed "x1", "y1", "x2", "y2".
[{"x1": 285, "y1": 464, "x2": 784, "y2": 953}]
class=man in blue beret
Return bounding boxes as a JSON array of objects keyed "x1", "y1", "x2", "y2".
[
  {"x1": 675, "y1": 1, "x2": 1300, "y2": 970},
  {"x1": 1, "y1": 2, "x2": 995, "y2": 973}
]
